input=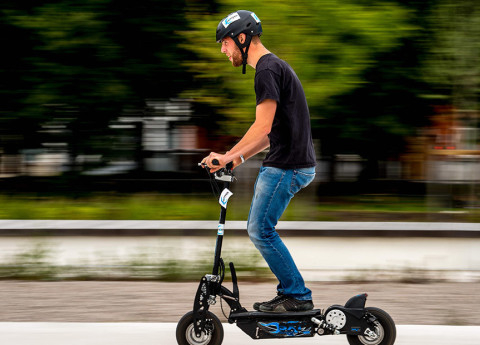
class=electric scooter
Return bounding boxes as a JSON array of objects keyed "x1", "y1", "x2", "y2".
[{"x1": 176, "y1": 162, "x2": 396, "y2": 345}]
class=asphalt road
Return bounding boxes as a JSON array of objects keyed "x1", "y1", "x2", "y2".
[{"x1": 0, "y1": 323, "x2": 479, "y2": 345}]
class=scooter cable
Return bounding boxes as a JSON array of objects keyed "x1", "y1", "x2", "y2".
[{"x1": 203, "y1": 165, "x2": 221, "y2": 198}]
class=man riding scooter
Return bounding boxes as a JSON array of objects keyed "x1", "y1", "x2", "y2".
[{"x1": 202, "y1": 10, "x2": 317, "y2": 313}]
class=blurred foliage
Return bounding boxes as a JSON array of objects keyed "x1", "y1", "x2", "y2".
[
  {"x1": 181, "y1": 0, "x2": 480, "y2": 179},
  {"x1": 124, "y1": 247, "x2": 270, "y2": 282},
  {"x1": 0, "y1": 0, "x2": 479, "y2": 178},
  {"x1": 0, "y1": 193, "x2": 239, "y2": 220},
  {"x1": 0, "y1": 242, "x2": 59, "y2": 280},
  {"x1": 182, "y1": 0, "x2": 415, "y2": 135},
  {"x1": 0, "y1": 193, "x2": 479, "y2": 222},
  {"x1": 0, "y1": 0, "x2": 192, "y2": 154},
  {"x1": 0, "y1": 241, "x2": 272, "y2": 281},
  {"x1": 422, "y1": 0, "x2": 480, "y2": 110}
]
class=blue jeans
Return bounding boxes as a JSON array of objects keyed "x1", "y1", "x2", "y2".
[{"x1": 247, "y1": 166, "x2": 316, "y2": 300}]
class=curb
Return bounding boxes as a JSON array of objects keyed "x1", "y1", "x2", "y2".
[{"x1": 0, "y1": 220, "x2": 479, "y2": 237}]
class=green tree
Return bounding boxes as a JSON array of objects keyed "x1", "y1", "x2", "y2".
[
  {"x1": 181, "y1": 0, "x2": 413, "y2": 137},
  {"x1": 422, "y1": 0, "x2": 480, "y2": 112},
  {"x1": 0, "y1": 0, "x2": 192, "y2": 157},
  {"x1": 317, "y1": 1, "x2": 439, "y2": 180}
]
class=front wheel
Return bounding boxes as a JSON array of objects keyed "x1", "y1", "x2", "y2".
[
  {"x1": 347, "y1": 307, "x2": 396, "y2": 345},
  {"x1": 176, "y1": 311, "x2": 224, "y2": 345}
]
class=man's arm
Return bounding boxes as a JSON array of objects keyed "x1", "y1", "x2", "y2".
[
  {"x1": 202, "y1": 99, "x2": 276, "y2": 171},
  {"x1": 226, "y1": 99, "x2": 275, "y2": 164}
]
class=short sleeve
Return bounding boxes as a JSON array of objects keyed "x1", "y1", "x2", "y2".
[{"x1": 255, "y1": 70, "x2": 281, "y2": 105}]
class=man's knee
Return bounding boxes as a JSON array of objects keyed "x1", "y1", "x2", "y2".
[{"x1": 247, "y1": 220, "x2": 262, "y2": 246}]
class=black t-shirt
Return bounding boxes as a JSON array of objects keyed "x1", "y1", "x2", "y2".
[{"x1": 255, "y1": 53, "x2": 316, "y2": 169}]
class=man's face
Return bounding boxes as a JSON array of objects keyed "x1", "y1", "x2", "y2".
[{"x1": 220, "y1": 36, "x2": 243, "y2": 67}]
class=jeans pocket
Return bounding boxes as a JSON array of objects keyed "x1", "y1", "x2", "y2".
[
  {"x1": 261, "y1": 166, "x2": 283, "y2": 176},
  {"x1": 290, "y1": 168, "x2": 315, "y2": 195}
]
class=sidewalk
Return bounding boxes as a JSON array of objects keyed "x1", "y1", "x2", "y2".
[{"x1": 0, "y1": 323, "x2": 479, "y2": 345}]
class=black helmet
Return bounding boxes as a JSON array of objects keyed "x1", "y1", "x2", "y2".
[
  {"x1": 216, "y1": 10, "x2": 262, "y2": 43},
  {"x1": 216, "y1": 10, "x2": 262, "y2": 74}
]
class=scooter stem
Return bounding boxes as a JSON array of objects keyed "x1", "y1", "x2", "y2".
[{"x1": 212, "y1": 180, "x2": 230, "y2": 275}]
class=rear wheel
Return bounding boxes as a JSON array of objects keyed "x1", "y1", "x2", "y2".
[
  {"x1": 176, "y1": 311, "x2": 224, "y2": 345},
  {"x1": 347, "y1": 307, "x2": 396, "y2": 345}
]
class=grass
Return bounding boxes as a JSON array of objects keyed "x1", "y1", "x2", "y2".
[
  {"x1": 0, "y1": 241, "x2": 272, "y2": 281},
  {"x1": 0, "y1": 242, "x2": 60, "y2": 280},
  {"x1": 0, "y1": 193, "x2": 228, "y2": 220},
  {"x1": 0, "y1": 192, "x2": 477, "y2": 221},
  {"x1": 0, "y1": 241, "x2": 468, "y2": 283}
]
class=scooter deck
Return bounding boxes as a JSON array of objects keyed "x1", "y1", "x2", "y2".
[{"x1": 230, "y1": 309, "x2": 322, "y2": 321}]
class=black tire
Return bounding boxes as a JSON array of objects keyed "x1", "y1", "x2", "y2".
[
  {"x1": 347, "y1": 307, "x2": 396, "y2": 345},
  {"x1": 176, "y1": 311, "x2": 224, "y2": 345}
]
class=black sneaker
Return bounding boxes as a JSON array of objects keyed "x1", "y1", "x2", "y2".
[
  {"x1": 258, "y1": 295, "x2": 314, "y2": 313},
  {"x1": 253, "y1": 293, "x2": 284, "y2": 311}
]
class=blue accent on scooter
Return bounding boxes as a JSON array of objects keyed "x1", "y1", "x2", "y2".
[{"x1": 258, "y1": 321, "x2": 312, "y2": 337}]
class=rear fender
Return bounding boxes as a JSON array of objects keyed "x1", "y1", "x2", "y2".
[{"x1": 323, "y1": 294, "x2": 369, "y2": 335}]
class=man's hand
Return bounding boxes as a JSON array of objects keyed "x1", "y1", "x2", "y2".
[{"x1": 201, "y1": 152, "x2": 226, "y2": 173}]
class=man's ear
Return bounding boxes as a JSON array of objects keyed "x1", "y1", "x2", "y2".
[{"x1": 238, "y1": 33, "x2": 246, "y2": 44}]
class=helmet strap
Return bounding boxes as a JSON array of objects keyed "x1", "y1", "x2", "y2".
[{"x1": 233, "y1": 35, "x2": 252, "y2": 74}]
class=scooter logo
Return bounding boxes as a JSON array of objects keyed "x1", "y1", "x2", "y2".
[
  {"x1": 258, "y1": 321, "x2": 312, "y2": 337},
  {"x1": 219, "y1": 188, "x2": 233, "y2": 208}
]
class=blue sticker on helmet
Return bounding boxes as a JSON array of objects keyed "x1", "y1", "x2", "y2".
[
  {"x1": 251, "y1": 13, "x2": 261, "y2": 23},
  {"x1": 222, "y1": 12, "x2": 240, "y2": 28}
]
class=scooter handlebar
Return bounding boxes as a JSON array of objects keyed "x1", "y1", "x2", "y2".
[
  {"x1": 198, "y1": 159, "x2": 233, "y2": 171},
  {"x1": 212, "y1": 159, "x2": 234, "y2": 170}
]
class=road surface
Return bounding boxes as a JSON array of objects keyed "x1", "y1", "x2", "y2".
[{"x1": 0, "y1": 323, "x2": 479, "y2": 345}]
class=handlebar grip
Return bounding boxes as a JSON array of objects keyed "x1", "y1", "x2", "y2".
[{"x1": 211, "y1": 159, "x2": 233, "y2": 170}]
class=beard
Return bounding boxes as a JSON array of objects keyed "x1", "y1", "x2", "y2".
[{"x1": 231, "y1": 47, "x2": 243, "y2": 67}]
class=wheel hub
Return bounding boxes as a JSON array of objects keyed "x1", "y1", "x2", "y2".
[
  {"x1": 325, "y1": 309, "x2": 347, "y2": 330},
  {"x1": 185, "y1": 323, "x2": 212, "y2": 345},
  {"x1": 358, "y1": 322, "x2": 385, "y2": 345}
]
